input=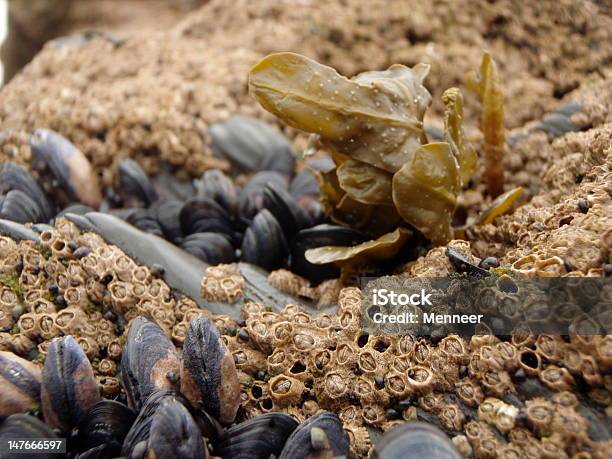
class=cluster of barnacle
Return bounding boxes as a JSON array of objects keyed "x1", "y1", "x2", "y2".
[{"x1": 222, "y1": 285, "x2": 611, "y2": 457}]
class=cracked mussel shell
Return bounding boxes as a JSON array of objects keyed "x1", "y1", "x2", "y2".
[
  {"x1": 120, "y1": 317, "x2": 181, "y2": 411},
  {"x1": 0, "y1": 351, "x2": 41, "y2": 417},
  {"x1": 29, "y1": 129, "x2": 102, "y2": 209},
  {"x1": 75, "y1": 400, "x2": 136, "y2": 459},
  {"x1": 122, "y1": 390, "x2": 207, "y2": 459},
  {"x1": 241, "y1": 209, "x2": 289, "y2": 271},
  {"x1": 278, "y1": 411, "x2": 349, "y2": 459},
  {"x1": 213, "y1": 412, "x2": 298, "y2": 459},
  {"x1": 371, "y1": 422, "x2": 461, "y2": 459},
  {"x1": 41, "y1": 335, "x2": 101, "y2": 432},
  {"x1": 180, "y1": 317, "x2": 240, "y2": 425},
  {"x1": 0, "y1": 414, "x2": 59, "y2": 459}
]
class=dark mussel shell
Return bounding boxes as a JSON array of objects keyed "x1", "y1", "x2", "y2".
[
  {"x1": 146, "y1": 397, "x2": 207, "y2": 459},
  {"x1": 445, "y1": 246, "x2": 490, "y2": 277},
  {"x1": 209, "y1": 115, "x2": 295, "y2": 176},
  {"x1": 0, "y1": 414, "x2": 60, "y2": 459},
  {"x1": 290, "y1": 224, "x2": 369, "y2": 284},
  {"x1": 371, "y1": 422, "x2": 461, "y2": 459},
  {"x1": 150, "y1": 199, "x2": 183, "y2": 243},
  {"x1": 123, "y1": 208, "x2": 164, "y2": 237},
  {"x1": 121, "y1": 389, "x2": 171, "y2": 456},
  {"x1": 289, "y1": 170, "x2": 325, "y2": 224},
  {"x1": 180, "y1": 197, "x2": 234, "y2": 237},
  {"x1": 0, "y1": 190, "x2": 45, "y2": 223},
  {"x1": 194, "y1": 169, "x2": 239, "y2": 218},
  {"x1": 75, "y1": 400, "x2": 136, "y2": 459},
  {"x1": 29, "y1": 129, "x2": 102, "y2": 208},
  {"x1": 181, "y1": 317, "x2": 240, "y2": 425},
  {"x1": 278, "y1": 411, "x2": 349, "y2": 459},
  {"x1": 262, "y1": 182, "x2": 312, "y2": 241},
  {"x1": 41, "y1": 335, "x2": 101, "y2": 432},
  {"x1": 181, "y1": 232, "x2": 236, "y2": 265},
  {"x1": 241, "y1": 209, "x2": 288, "y2": 271},
  {"x1": 0, "y1": 351, "x2": 41, "y2": 417},
  {"x1": 0, "y1": 161, "x2": 54, "y2": 221},
  {"x1": 238, "y1": 171, "x2": 288, "y2": 222},
  {"x1": 214, "y1": 412, "x2": 298, "y2": 459},
  {"x1": 120, "y1": 317, "x2": 181, "y2": 411},
  {"x1": 118, "y1": 159, "x2": 159, "y2": 207}
]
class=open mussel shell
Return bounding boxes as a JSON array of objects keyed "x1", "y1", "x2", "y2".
[
  {"x1": 0, "y1": 414, "x2": 60, "y2": 459},
  {"x1": 29, "y1": 129, "x2": 102, "y2": 208},
  {"x1": 41, "y1": 335, "x2": 101, "y2": 432},
  {"x1": 291, "y1": 224, "x2": 369, "y2": 284},
  {"x1": 181, "y1": 317, "x2": 240, "y2": 425},
  {"x1": 0, "y1": 351, "x2": 41, "y2": 417},
  {"x1": 194, "y1": 169, "x2": 239, "y2": 217},
  {"x1": 180, "y1": 197, "x2": 234, "y2": 237},
  {"x1": 0, "y1": 161, "x2": 54, "y2": 222},
  {"x1": 120, "y1": 317, "x2": 181, "y2": 411},
  {"x1": 181, "y1": 232, "x2": 236, "y2": 265},
  {"x1": 238, "y1": 171, "x2": 288, "y2": 222},
  {"x1": 209, "y1": 115, "x2": 295, "y2": 176},
  {"x1": 150, "y1": 199, "x2": 183, "y2": 242},
  {"x1": 214, "y1": 412, "x2": 298, "y2": 459},
  {"x1": 118, "y1": 159, "x2": 159, "y2": 207},
  {"x1": 262, "y1": 182, "x2": 312, "y2": 241},
  {"x1": 0, "y1": 189, "x2": 45, "y2": 224},
  {"x1": 278, "y1": 411, "x2": 349, "y2": 459},
  {"x1": 75, "y1": 400, "x2": 136, "y2": 459},
  {"x1": 241, "y1": 209, "x2": 289, "y2": 271},
  {"x1": 371, "y1": 422, "x2": 461, "y2": 459}
]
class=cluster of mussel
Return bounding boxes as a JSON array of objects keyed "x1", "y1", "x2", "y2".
[
  {"x1": 0, "y1": 117, "x2": 377, "y2": 284},
  {"x1": 0, "y1": 315, "x2": 355, "y2": 458}
]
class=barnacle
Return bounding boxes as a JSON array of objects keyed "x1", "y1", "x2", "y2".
[{"x1": 467, "y1": 51, "x2": 505, "y2": 198}]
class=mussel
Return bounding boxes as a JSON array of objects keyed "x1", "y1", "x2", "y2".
[
  {"x1": 118, "y1": 159, "x2": 159, "y2": 207},
  {"x1": 180, "y1": 198, "x2": 234, "y2": 237},
  {"x1": 290, "y1": 224, "x2": 368, "y2": 284},
  {"x1": 121, "y1": 390, "x2": 206, "y2": 459},
  {"x1": 241, "y1": 209, "x2": 288, "y2": 271},
  {"x1": 209, "y1": 115, "x2": 295, "y2": 176},
  {"x1": 180, "y1": 317, "x2": 240, "y2": 425},
  {"x1": 75, "y1": 400, "x2": 136, "y2": 459},
  {"x1": 181, "y1": 232, "x2": 236, "y2": 265},
  {"x1": 123, "y1": 208, "x2": 164, "y2": 237},
  {"x1": 278, "y1": 411, "x2": 349, "y2": 459},
  {"x1": 120, "y1": 317, "x2": 181, "y2": 411},
  {"x1": 150, "y1": 199, "x2": 183, "y2": 242},
  {"x1": 194, "y1": 169, "x2": 239, "y2": 217},
  {"x1": 29, "y1": 129, "x2": 102, "y2": 208},
  {"x1": 0, "y1": 414, "x2": 60, "y2": 459},
  {"x1": 0, "y1": 161, "x2": 54, "y2": 222},
  {"x1": 262, "y1": 182, "x2": 312, "y2": 241},
  {"x1": 0, "y1": 351, "x2": 41, "y2": 417},
  {"x1": 238, "y1": 171, "x2": 288, "y2": 222},
  {"x1": 371, "y1": 422, "x2": 461, "y2": 459},
  {"x1": 0, "y1": 190, "x2": 45, "y2": 224},
  {"x1": 214, "y1": 412, "x2": 298, "y2": 459},
  {"x1": 41, "y1": 335, "x2": 101, "y2": 432}
]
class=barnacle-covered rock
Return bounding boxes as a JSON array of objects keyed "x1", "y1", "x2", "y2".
[
  {"x1": 181, "y1": 317, "x2": 240, "y2": 424},
  {"x1": 200, "y1": 264, "x2": 245, "y2": 304}
]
